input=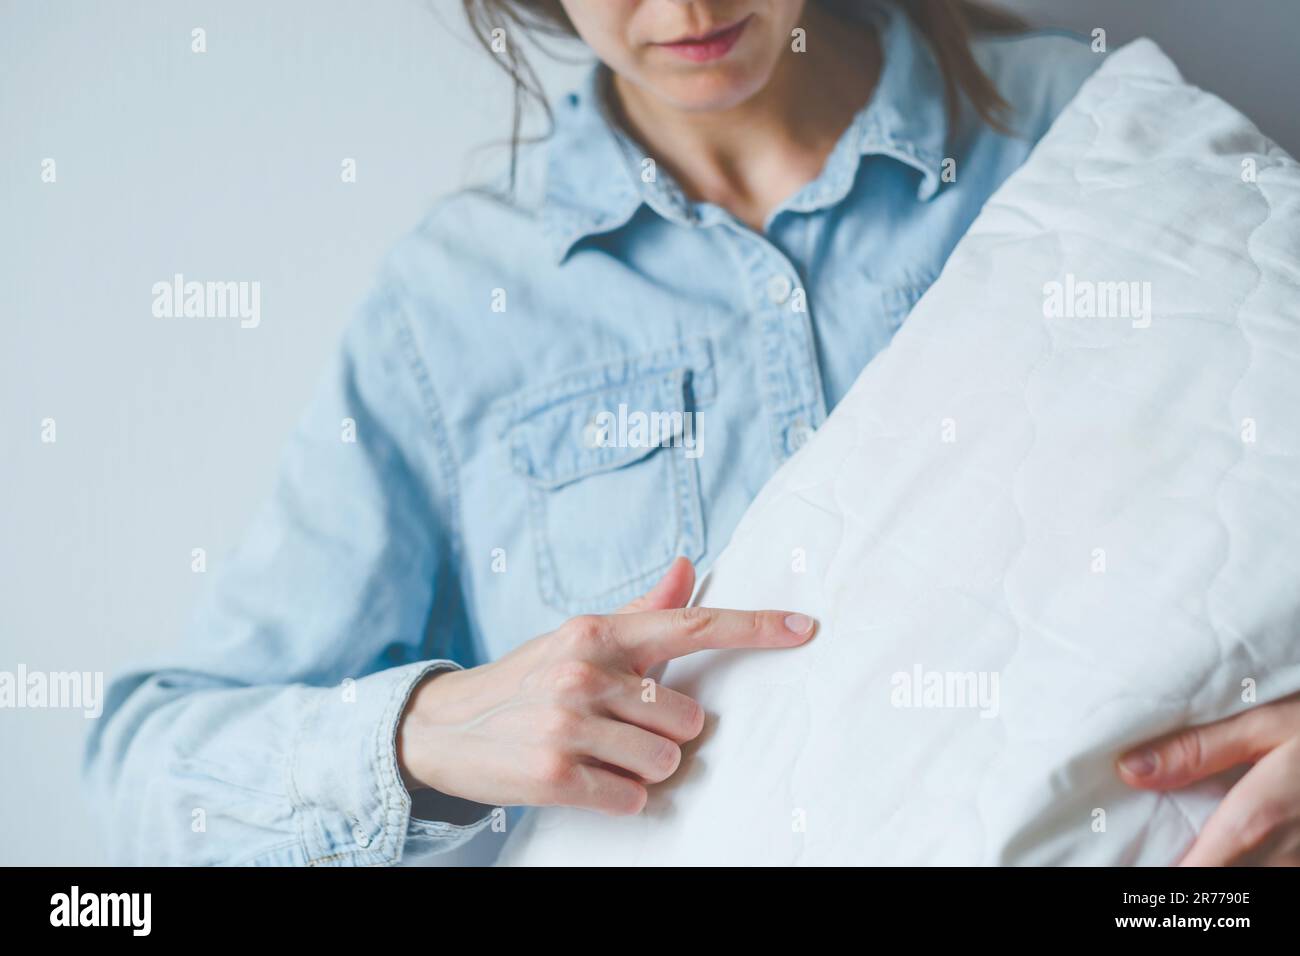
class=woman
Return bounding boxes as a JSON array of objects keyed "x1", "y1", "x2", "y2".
[{"x1": 86, "y1": 0, "x2": 1300, "y2": 866}]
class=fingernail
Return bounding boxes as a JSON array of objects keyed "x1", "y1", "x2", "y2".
[
  {"x1": 1120, "y1": 748, "x2": 1157, "y2": 777},
  {"x1": 783, "y1": 613, "x2": 815, "y2": 635}
]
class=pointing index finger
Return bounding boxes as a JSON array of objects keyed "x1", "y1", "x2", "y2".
[{"x1": 609, "y1": 606, "x2": 816, "y2": 673}]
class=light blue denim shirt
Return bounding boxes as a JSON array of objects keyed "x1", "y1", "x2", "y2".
[{"x1": 85, "y1": 3, "x2": 1101, "y2": 865}]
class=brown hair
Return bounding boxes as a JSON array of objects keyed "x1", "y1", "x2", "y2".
[{"x1": 462, "y1": 0, "x2": 1027, "y2": 180}]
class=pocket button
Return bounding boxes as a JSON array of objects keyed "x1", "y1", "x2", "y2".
[
  {"x1": 787, "y1": 419, "x2": 814, "y2": 454},
  {"x1": 352, "y1": 824, "x2": 372, "y2": 849}
]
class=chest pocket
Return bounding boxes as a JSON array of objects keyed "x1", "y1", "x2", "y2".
[
  {"x1": 874, "y1": 272, "x2": 938, "y2": 336},
  {"x1": 502, "y1": 344, "x2": 712, "y2": 615}
]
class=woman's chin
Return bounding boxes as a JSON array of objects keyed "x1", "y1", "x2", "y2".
[{"x1": 642, "y1": 67, "x2": 773, "y2": 114}]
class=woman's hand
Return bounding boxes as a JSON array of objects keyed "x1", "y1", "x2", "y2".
[
  {"x1": 1118, "y1": 693, "x2": 1300, "y2": 865},
  {"x1": 397, "y1": 557, "x2": 816, "y2": 815}
]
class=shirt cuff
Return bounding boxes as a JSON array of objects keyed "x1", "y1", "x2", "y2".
[{"x1": 289, "y1": 659, "x2": 493, "y2": 865}]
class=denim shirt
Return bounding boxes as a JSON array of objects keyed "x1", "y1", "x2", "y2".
[{"x1": 85, "y1": 2, "x2": 1101, "y2": 865}]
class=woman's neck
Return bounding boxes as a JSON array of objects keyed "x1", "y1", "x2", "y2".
[{"x1": 610, "y1": 3, "x2": 880, "y2": 232}]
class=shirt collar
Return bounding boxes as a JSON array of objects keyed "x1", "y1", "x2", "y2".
[{"x1": 541, "y1": 0, "x2": 949, "y2": 262}]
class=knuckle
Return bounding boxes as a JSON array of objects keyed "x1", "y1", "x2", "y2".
[
  {"x1": 607, "y1": 783, "x2": 649, "y2": 816},
  {"x1": 546, "y1": 660, "x2": 604, "y2": 697},
  {"x1": 538, "y1": 708, "x2": 583, "y2": 743},
  {"x1": 1170, "y1": 730, "x2": 1205, "y2": 775},
  {"x1": 650, "y1": 739, "x2": 682, "y2": 778},
  {"x1": 532, "y1": 748, "x2": 576, "y2": 791},
  {"x1": 682, "y1": 698, "x2": 706, "y2": 738},
  {"x1": 672, "y1": 605, "x2": 712, "y2": 636},
  {"x1": 561, "y1": 614, "x2": 606, "y2": 649}
]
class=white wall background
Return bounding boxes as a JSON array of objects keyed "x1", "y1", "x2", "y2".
[{"x1": 2, "y1": 0, "x2": 1296, "y2": 866}]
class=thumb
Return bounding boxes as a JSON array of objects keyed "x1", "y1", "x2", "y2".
[
  {"x1": 1177, "y1": 740, "x2": 1300, "y2": 866},
  {"x1": 1117, "y1": 706, "x2": 1289, "y2": 791},
  {"x1": 617, "y1": 557, "x2": 696, "y2": 614}
]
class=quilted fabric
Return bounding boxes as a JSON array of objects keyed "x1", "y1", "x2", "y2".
[{"x1": 499, "y1": 39, "x2": 1300, "y2": 865}]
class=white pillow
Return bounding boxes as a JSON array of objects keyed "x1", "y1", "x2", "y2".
[{"x1": 499, "y1": 40, "x2": 1300, "y2": 866}]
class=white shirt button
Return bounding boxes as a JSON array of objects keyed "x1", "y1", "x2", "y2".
[
  {"x1": 352, "y1": 824, "x2": 372, "y2": 849},
  {"x1": 767, "y1": 274, "x2": 793, "y2": 305}
]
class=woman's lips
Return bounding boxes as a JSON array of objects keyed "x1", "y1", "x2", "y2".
[{"x1": 655, "y1": 15, "x2": 751, "y2": 63}]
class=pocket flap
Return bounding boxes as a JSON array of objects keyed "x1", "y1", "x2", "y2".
[{"x1": 506, "y1": 368, "x2": 696, "y2": 491}]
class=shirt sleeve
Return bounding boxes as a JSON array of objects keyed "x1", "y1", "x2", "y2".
[
  {"x1": 83, "y1": 278, "x2": 494, "y2": 865},
  {"x1": 973, "y1": 29, "x2": 1106, "y2": 142}
]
